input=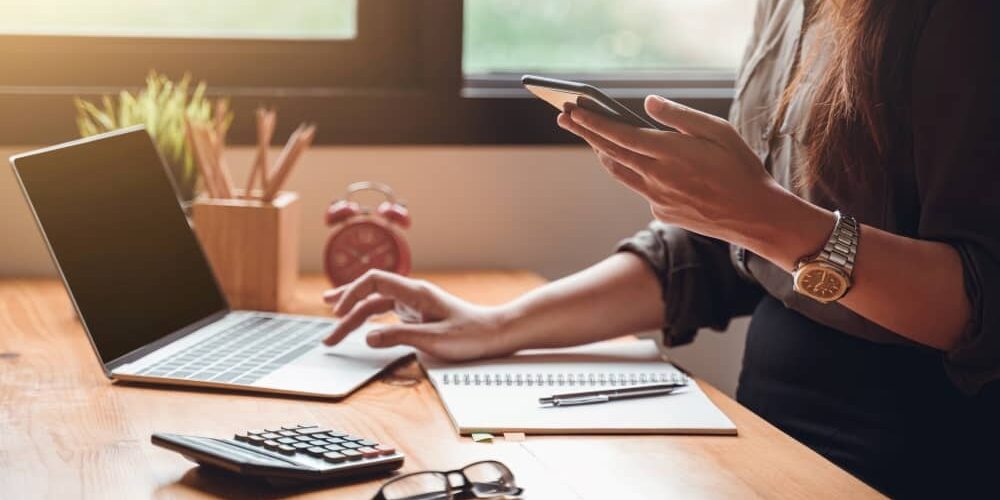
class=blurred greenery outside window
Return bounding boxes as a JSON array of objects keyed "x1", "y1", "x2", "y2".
[
  {"x1": 464, "y1": 0, "x2": 755, "y2": 78},
  {"x1": 0, "y1": 0, "x2": 357, "y2": 39}
]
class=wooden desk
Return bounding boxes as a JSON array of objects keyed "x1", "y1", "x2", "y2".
[{"x1": 0, "y1": 272, "x2": 882, "y2": 499}]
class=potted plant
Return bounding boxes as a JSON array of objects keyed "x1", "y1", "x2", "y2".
[{"x1": 74, "y1": 71, "x2": 231, "y2": 203}]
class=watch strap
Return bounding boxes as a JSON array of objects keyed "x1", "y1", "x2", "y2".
[{"x1": 816, "y1": 211, "x2": 859, "y2": 276}]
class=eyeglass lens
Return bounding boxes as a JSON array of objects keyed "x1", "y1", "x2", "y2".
[
  {"x1": 380, "y1": 472, "x2": 451, "y2": 500},
  {"x1": 463, "y1": 461, "x2": 517, "y2": 496}
]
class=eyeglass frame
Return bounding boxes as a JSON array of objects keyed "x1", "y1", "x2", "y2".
[{"x1": 371, "y1": 460, "x2": 524, "y2": 500}]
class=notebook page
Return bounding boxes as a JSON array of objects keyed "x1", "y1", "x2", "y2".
[{"x1": 421, "y1": 340, "x2": 736, "y2": 435}]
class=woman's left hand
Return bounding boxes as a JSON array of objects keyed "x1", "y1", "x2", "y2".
[{"x1": 558, "y1": 95, "x2": 807, "y2": 253}]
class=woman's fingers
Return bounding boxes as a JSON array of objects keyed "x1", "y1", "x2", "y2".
[
  {"x1": 563, "y1": 106, "x2": 683, "y2": 158},
  {"x1": 323, "y1": 295, "x2": 395, "y2": 346},
  {"x1": 558, "y1": 112, "x2": 656, "y2": 172},
  {"x1": 644, "y1": 95, "x2": 737, "y2": 144},
  {"x1": 322, "y1": 287, "x2": 344, "y2": 305},
  {"x1": 367, "y1": 324, "x2": 487, "y2": 361},
  {"x1": 333, "y1": 269, "x2": 439, "y2": 318},
  {"x1": 597, "y1": 153, "x2": 648, "y2": 194},
  {"x1": 366, "y1": 323, "x2": 443, "y2": 351}
]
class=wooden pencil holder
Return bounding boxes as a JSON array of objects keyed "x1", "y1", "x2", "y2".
[{"x1": 191, "y1": 191, "x2": 300, "y2": 312}]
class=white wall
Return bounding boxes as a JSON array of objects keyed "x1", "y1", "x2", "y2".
[{"x1": 0, "y1": 145, "x2": 748, "y2": 396}]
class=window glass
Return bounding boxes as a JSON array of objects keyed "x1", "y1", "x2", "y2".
[
  {"x1": 0, "y1": 0, "x2": 356, "y2": 39},
  {"x1": 464, "y1": 0, "x2": 755, "y2": 74}
]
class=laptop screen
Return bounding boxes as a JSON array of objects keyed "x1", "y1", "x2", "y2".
[{"x1": 11, "y1": 128, "x2": 227, "y2": 366}]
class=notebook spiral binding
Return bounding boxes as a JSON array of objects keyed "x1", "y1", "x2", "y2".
[{"x1": 439, "y1": 371, "x2": 688, "y2": 387}]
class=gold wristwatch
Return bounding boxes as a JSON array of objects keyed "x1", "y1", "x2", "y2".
[{"x1": 792, "y1": 211, "x2": 859, "y2": 304}]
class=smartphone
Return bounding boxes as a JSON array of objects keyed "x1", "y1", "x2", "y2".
[{"x1": 522, "y1": 75, "x2": 668, "y2": 130}]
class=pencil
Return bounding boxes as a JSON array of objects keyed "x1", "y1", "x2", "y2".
[
  {"x1": 262, "y1": 123, "x2": 306, "y2": 201},
  {"x1": 262, "y1": 123, "x2": 315, "y2": 202},
  {"x1": 214, "y1": 99, "x2": 228, "y2": 141},
  {"x1": 185, "y1": 118, "x2": 221, "y2": 198},
  {"x1": 206, "y1": 127, "x2": 236, "y2": 199},
  {"x1": 246, "y1": 108, "x2": 276, "y2": 199},
  {"x1": 193, "y1": 123, "x2": 231, "y2": 199},
  {"x1": 262, "y1": 123, "x2": 303, "y2": 195}
]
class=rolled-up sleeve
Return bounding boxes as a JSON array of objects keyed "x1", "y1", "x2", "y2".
[
  {"x1": 911, "y1": 0, "x2": 1000, "y2": 393},
  {"x1": 617, "y1": 222, "x2": 763, "y2": 347}
]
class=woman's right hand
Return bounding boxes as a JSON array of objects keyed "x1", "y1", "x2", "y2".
[{"x1": 321, "y1": 270, "x2": 516, "y2": 362}]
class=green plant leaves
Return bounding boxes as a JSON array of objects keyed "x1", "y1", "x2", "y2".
[{"x1": 73, "y1": 70, "x2": 232, "y2": 183}]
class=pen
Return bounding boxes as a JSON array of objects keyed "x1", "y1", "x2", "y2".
[{"x1": 538, "y1": 383, "x2": 685, "y2": 407}]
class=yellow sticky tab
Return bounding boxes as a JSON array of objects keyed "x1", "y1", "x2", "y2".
[{"x1": 471, "y1": 433, "x2": 494, "y2": 443}]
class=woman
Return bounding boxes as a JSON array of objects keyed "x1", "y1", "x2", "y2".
[{"x1": 323, "y1": 1, "x2": 999, "y2": 496}]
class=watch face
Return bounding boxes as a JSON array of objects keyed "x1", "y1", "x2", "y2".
[
  {"x1": 324, "y1": 220, "x2": 410, "y2": 286},
  {"x1": 794, "y1": 264, "x2": 849, "y2": 303}
]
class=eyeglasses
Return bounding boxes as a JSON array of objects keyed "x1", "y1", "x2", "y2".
[{"x1": 372, "y1": 460, "x2": 523, "y2": 500}]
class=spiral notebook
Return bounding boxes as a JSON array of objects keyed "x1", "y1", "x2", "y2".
[{"x1": 421, "y1": 340, "x2": 736, "y2": 435}]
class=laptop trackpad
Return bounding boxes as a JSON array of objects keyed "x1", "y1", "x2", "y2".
[{"x1": 255, "y1": 333, "x2": 413, "y2": 397}]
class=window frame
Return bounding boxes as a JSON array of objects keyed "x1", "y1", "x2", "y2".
[{"x1": 0, "y1": 0, "x2": 736, "y2": 146}]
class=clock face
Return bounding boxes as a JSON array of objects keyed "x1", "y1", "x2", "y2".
[
  {"x1": 795, "y1": 265, "x2": 848, "y2": 302},
  {"x1": 324, "y1": 220, "x2": 410, "y2": 286}
]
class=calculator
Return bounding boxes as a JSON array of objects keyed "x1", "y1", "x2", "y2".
[{"x1": 151, "y1": 424, "x2": 405, "y2": 485}]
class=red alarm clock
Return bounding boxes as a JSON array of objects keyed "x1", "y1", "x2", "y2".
[{"x1": 323, "y1": 182, "x2": 412, "y2": 287}]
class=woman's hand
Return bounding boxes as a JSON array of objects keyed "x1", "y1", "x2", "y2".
[
  {"x1": 557, "y1": 95, "x2": 829, "y2": 266},
  {"x1": 321, "y1": 270, "x2": 515, "y2": 362}
]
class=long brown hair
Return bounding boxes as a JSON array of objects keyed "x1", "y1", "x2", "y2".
[{"x1": 788, "y1": 0, "x2": 932, "y2": 187}]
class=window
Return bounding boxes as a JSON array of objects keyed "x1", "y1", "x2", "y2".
[
  {"x1": 0, "y1": 0, "x2": 755, "y2": 145},
  {"x1": 0, "y1": 1, "x2": 357, "y2": 40}
]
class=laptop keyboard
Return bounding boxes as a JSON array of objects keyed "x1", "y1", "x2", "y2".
[{"x1": 135, "y1": 316, "x2": 330, "y2": 386}]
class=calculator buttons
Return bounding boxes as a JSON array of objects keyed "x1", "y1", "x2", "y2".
[
  {"x1": 237, "y1": 425, "x2": 398, "y2": 467},
  {"x1": 299, "y1": 428, "x2": 331, "y2": 435}
]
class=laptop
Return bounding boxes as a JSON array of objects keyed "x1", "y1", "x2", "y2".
[{"x1": 9, "y1": 126, "x2": 413, "y2": 398}]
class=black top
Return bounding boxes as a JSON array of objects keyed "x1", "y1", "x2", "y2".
[{"x1": 615, "y1": 0, "x2": 1000, "y2": 495}]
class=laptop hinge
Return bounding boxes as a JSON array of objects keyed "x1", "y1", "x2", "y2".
[{"x1": 105, "y1": 309, "x2": 230, "y2": 372}]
